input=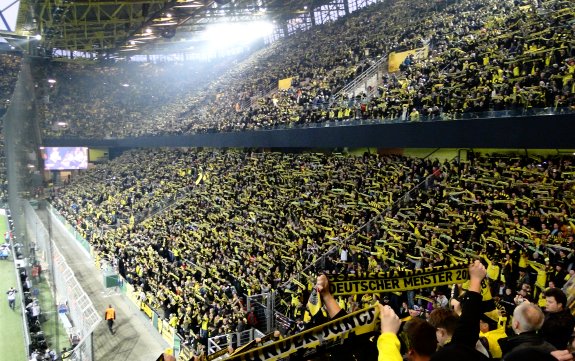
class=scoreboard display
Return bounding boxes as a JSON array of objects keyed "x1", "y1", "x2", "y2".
[{"x1": 41, "y1": 147, "x2": 89, "y2": 170}]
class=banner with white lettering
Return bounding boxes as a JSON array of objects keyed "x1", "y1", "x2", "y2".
[{"x1": 224, "y1": 305, "x2": 379, "y2": 361}]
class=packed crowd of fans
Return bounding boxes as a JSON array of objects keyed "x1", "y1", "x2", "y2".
[
  {"x1": 35, "y1": 0, "x2": 575, "y2": 138},
  {"x1": 0, "y1": 53, "x2": 21, "y2": 114},
  {"x1": 0, "y1": 52, "x2": 22, "y2": 204},
  {"x1": 50, "y1": 149, "x2": 575, "y2": 357},
  {"x1": 35, "y1": 56, "x2": 243, "y2": 138}
]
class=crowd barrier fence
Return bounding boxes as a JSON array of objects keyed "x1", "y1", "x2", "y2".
[{"x1": 207, "y1": 328, "x2": 265, "y2": 356}]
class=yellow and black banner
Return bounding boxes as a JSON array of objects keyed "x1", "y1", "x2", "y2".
[
  {"x1": 178, "y1": 346, "x2": 192, "y2": 361},
  {"x1": 278, "y1": 77, "x2": 293, "y2": 90},
  {"x1": 328, "y1": 264, "x2": 469, "y2": 296},
  {"x1": 223, "y1": 305, "x2": 379, "y2": 361},
  {"x1": 388, "y1": 46, "x2": 429, "y2": 72},
  {"x1": 208, "y1": 347, "x2": 229, "y2": 360}
]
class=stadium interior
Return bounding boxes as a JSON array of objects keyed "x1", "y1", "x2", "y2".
[{"x1": 0, "y1": 0, "x2": 575, "y2": 360}]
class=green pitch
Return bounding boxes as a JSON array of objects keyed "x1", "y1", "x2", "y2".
[{"x1": 0, "y1": 212, "x2": 27, "y2": 361}]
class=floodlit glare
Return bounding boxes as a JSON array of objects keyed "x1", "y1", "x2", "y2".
[{"x1": 202, "y1": 21, "x2": 274, "y2": 49}]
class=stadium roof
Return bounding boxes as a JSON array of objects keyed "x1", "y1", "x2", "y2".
[
  {"x1": 7, "y1": 0, "x2": 332, "y2": 57},
  {"x1": 0, "y1": 0, "x2": 21, "y2": 45}
]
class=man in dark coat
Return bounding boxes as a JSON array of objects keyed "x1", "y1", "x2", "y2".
[
  {"x1": 498, "y1": 302, "x2": 556, "y2": 359},
  {"x1": 540, "y1": 288, "x2": 575, "y2": 350}
]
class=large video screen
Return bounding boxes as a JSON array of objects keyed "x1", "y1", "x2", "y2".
[{"x1": 41, "y1": 147, "x2": 88, "y2": 170}]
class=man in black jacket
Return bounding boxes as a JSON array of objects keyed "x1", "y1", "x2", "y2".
[
  {"x1": 430, "y1": 260, "x2": 489, "y2": 361},
  {"x1": 540, "y1": 288, "x2": 575, "y2": 350},
  {"x1": 498, "y1": 302, "x2": 556, "y2": 358}
]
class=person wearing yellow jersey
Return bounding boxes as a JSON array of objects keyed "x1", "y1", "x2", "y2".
[
  {"x1": 377, "y1": 304, "x2": 402, "y2": 361},
  {"x1": 529, "y1": 260, "x2": 547, "y2": 288},
  {"x1": 518, "y1": 251, "x2": 528, "y2": 269},
  {"x1": 200, "y1": 313, "x2": 209, "y2": 341},
  {"x1": 169, "y1": 313, "x2": 178, "y2": 328},
  {"x1": 479, "y1": 309, "x2": 507, "y2": 358},
  {"x1": 502, "y1": 253, "x2": 515, "y2": 287},
  {"x1": 482, "y1": 254, "x2": 500, "y2": 282},
  {"x1": 368, "y1": 255, "x2": 378, "y2": 272}
]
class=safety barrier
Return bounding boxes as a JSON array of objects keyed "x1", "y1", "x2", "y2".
[
  {"x1": 207, "y1": 329, "x2": 265, "y2": 356},
  {"x1": 332, "y1": 54, "x2": 388, "y2": 102}
]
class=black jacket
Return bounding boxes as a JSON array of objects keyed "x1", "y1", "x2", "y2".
[
  {"x1": 498, "y1": 331, "x2": 556, "y2": 359},
  {"x1": 430, "y1": 291, "x2": 489, "y2": 361},
  {"x1": 540, "y1": 309, "x2": 575, "y2": 349}
]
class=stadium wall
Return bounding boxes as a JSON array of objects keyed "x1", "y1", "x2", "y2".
[{"x1": 42, "y1": 113, "x2": 575, "y2": 149}]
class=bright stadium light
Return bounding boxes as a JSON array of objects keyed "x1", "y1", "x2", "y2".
[
  {"x1": 203, "y1": 21, "x2": 274, "y2": 49},
  {"x1": 34, "y1": 34, "x2": 42, "y2": 40}
]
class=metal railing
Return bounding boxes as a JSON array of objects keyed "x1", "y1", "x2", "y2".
[
  {"x1": 133, "y1": 184, "x2": 195, "y2": 225},
  {"x1": 100, "y1": 182, "x2": 198, "y2": 230},
  {"x1": 252, "y1": 106, "x2": 575, "y2": 132},
  {"x1": 249, "y1": 83, "x2": 279, "y2": 109},
  {"x1": 45, "y1": 105, "x2": 575, "y2": 142},
  {"x1": 246, "y1": 292, "x2": 274, "y2": 334},
  {"x1": 332, "y1": 54, "x2": 389, "y2": 101},
  {"x1": 207, "y1": 328, "x2": 265, "y2": 355}
]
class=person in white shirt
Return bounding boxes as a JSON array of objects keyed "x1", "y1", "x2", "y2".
[
  {"x1": 26, "y1": 299, "x2": 41, "y2": 322},
  {"x1": 340, "y1": 245, "x2": 349, "y2": 263},
  {"x1": 6, "y1": 287, "x2": 17, "y2": 310},
  {"x1": 436, "y1": 292, "x2": 449, "y2": 308}
]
